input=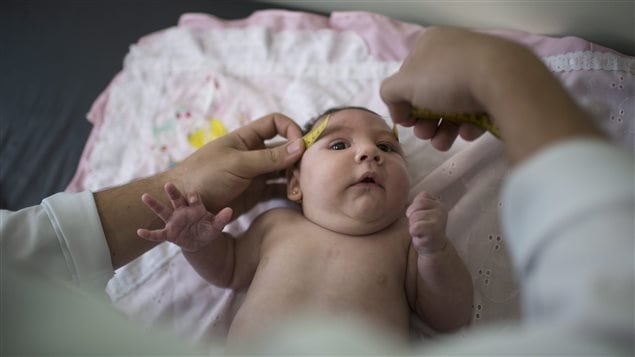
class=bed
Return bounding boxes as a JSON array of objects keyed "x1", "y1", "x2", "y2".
[
  {"x1": 2, "y1": 0, "x2": 633, "y2": 352},
  {"x1": 1, "y1": 0, "x2": 307, "y2": 210}
]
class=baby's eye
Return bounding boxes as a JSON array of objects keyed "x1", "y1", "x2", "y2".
[
  {"x1": 329, "y1": 141, "x2": 349, "y2": 150},
  {"x1": 377, "y1": 143, "x2": 396, "y2": 152}
]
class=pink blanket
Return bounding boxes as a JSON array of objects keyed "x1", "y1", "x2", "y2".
[{"x1": 67, "y1": 10, "x2": 634, "y2": 350}]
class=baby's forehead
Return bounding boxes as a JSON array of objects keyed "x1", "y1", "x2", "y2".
[
  {"x1": 303, "y1": 107, "x2": 392, "y2": 136},
  {"x1": 322, "y1": 109, "x2": 392, "y2": 130}
]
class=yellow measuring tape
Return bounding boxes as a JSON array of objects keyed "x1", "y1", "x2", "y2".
[
  {"x1": 302, "y1": 115, "x2": 331, "y2": 148},
  {"x1": 410, "y1": 108, "x2": 501, "y2": 139},
  {"x1": 302, "y1": 108, "x2": 499, "y2": 149}
]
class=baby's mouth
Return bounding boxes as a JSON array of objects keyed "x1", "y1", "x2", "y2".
[{"x1": 353, "y1": 174, "x2": 384, "y2": 189}]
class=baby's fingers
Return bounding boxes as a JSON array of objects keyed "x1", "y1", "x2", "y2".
[
  {"x1": 141, "y1": 193, "x2": 173, "y2": 222},
  {"x1": 406, "y1": 191, "x2": 440, "y2": 217},
  {"x1": 137, "y1": 228, "x2": 168, "y2": 242},
  {"x1": 194, "y1": 207, "x2": 233, "y2": 242},
  {"x1": 412, "y1": 235, "x2": 448, "y2": 255},
  {"x1": 213, "y1": 207, "x2": 233, "y2": 229},
  {"x1": 164, "y1": 183, "x2": 188, "y2": 209}
]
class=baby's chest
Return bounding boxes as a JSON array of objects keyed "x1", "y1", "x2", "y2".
[{"x1": 259, "y1": 229, "x2": 410, "y2": 296}]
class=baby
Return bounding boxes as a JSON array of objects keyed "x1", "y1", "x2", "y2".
[{"x1": 137, "y1": 107, "x2": 473, "y2": 348}]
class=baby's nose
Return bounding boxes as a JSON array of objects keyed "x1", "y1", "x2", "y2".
[{"x1": 355, "y1": 145, "x2": 382, "y2": 164}]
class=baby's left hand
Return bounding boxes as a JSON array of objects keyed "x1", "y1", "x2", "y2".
[{"x1": 406, "y1": 191, "x2": 449, "y2": 255}]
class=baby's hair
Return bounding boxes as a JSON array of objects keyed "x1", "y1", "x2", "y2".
[{"x1": 302, "y1": 106, "x2": 382, "y2": 135}]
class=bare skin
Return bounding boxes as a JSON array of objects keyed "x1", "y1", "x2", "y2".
[
  {"x1": 138, "y1": 111, "x2": 473, "y2": 350},
  {"x1": 380, "y1": 27, "x2": 602, "y2": 164},
  {"x1": 140, "y1": 186, "x2": 472, "y2": 349},
  {"x1": 94, "y1": 113, "x2": 305, "y2": 269},
  {"x1": 227, "y1": 208, "x2": 413, "y2": 344}
]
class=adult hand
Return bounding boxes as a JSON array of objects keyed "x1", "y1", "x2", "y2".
[
  {"x1": 381, "y1": 27, "x2": 600, "y2": 158},
  {"x1": 95, "y1": 113, "x2": 305, "y2": 269},
  {"x1": 168, "y1": 113, "x2": 305, "y2": 217},
  {"x1": 381, "y1": 27, "x2": 503, "y2": 151}
]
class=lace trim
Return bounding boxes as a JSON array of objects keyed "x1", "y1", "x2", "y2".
[{"x1": 542, "y1": 51, "x2": 635, "y2": 73}]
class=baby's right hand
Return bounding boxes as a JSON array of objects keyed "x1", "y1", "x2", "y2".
[{"x1": 137, "y1": 183, "x2": 233, "y2": 252}]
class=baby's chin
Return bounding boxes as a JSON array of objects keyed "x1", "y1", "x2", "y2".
[{"x1": 305, "y1": 208, "x2": 402, "y2": 236}]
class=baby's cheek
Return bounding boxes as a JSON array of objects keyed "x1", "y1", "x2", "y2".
[{"x1": 395, "y1": 175, "x2": 410, "y2": 203}]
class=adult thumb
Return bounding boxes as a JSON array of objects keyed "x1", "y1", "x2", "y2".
[
  {"x1": 237, "y1": 138, "x2": 305, "y2": 177},
  {"x1": 380, "y1": 74, "x2": 417, "y2": 127}
]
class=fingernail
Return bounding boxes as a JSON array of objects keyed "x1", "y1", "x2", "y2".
[{"x1": 287, "y1": 139, "x2": 302, "y2": 154}]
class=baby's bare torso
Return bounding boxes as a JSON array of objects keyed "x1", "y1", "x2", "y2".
[{"x1": 227, "y1": 208, "x2": 413, "y2": 344}]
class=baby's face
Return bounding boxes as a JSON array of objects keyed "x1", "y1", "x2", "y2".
[{"x1": 288, "y1": 109, "x2": 410, "y2": 235}]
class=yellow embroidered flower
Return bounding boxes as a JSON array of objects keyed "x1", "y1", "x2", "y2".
[{"x1": 188, "y1": 117, "x2": 228, "y2": 148}]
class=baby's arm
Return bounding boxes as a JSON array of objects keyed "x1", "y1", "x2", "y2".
[
  {"x1": 137, "y1": 183, "x2": 255, "y2": 288},
  {"x1": 406, "y1": 192, "x2": 473, "y2": 331}
]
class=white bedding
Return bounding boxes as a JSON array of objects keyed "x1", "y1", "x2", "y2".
[{"x1": 66, "y1": 10, "x2": 634, "y2": 350}]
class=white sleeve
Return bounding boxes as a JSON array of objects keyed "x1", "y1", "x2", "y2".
[
  {"x1": 1, "y1": 191, "x2": 114, "y2": 292},
  {"x1": 501, "y1": 139, "x2": 634, "y2": 343}
]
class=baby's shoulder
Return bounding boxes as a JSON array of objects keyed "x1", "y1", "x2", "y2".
[{"x1": 251, "y1": 206, "x2": 303, "y2": 229}]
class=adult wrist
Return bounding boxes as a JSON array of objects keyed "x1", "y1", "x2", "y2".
[{"x1": 469, "y1": 37, "x2": 535, "y2": 117}]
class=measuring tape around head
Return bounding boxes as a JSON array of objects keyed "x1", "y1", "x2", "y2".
[{"x1": 302, "y1": 114, "x2": 402, "y2": 149}]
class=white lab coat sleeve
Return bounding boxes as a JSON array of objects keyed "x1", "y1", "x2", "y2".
[
  {"x1": 501, "y1": 139, "x2": 634, "y2": 347},
  {"x1": 1, "y1": 191, "x2": 114, "y2": 292}
]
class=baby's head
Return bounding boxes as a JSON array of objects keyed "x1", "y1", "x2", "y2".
[{"x1": 287, "y1": 107, "x2": 410, "y2": 235}]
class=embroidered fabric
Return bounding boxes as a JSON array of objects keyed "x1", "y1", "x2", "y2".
[{"x1": 542, "y1": 50, "x2": 635, "y2": 73}]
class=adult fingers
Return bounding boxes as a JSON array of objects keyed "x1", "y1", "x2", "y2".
[
  {"x1": 229, "y1": 113, "x2": 306, "y2": 178},
  {"x1": 430, "y1": 120, "x2": 460, "y2": 151},
  {"x1": 412, "y1": 119, "x2": 440, "y2": 140},
  {"x1": 234, "y1": 113, "x2": 303, "y2": 150},
  {"x1": 234, "y1": 138, "x2": 305, "y2": 178},
  {"x1": 380, "y1": 74, "x2": 417, "y2": 127},
  {"x1": 458, "y1": 123, "x2": 486, "y2": 141}
]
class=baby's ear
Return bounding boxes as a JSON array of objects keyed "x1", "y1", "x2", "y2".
[{"x1": 286, "y1": 168, "x2": 302, "y2": 202}]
